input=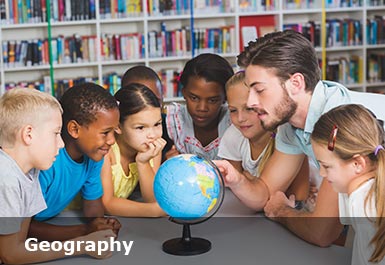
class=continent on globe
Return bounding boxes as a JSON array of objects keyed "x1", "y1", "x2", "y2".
[{"x1": 154, "y1": 154, "x2": 223, "y2": 220}]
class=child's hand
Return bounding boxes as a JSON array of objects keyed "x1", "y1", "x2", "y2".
[
  {"x1": 164, "y1": 145, "x2": 180, "y2": 160},
  {"x1": 136, "y1": 138, "x2": 167, "y2": 164},
  {"x1": 85, "y1": 217, "x2": 119, "y2": 235},
  {"x1": 83, "y1": 229, "x2": 116, "y2": 259},
  {"x1": 106, "y1": 217, "x2": 122, "y2": 236}
]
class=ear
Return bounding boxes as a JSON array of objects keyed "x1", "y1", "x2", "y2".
[
  {"x1": 67, "y1": 120, "x2": 81, "y2": 139},
  {"x1": 351, "y1": 154, "x2": 367, "y2": 174},
  {"x1": 20, "y1": 125, "x2": 34, "y2": 145},
  {"x1": 288, "y1": 73, "x2": 306, "y2": 95},
  {"x1": 115, "y1": 124, "x2": 122, "y2": 135},
  {"x1": 181, "y1": 88, "x2": 187, "y2": 99}
]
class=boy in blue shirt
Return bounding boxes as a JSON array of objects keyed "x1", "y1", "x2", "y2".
[
  {"x1": 29, "y1": 83, "x2": 121, "y2": 241},
  {"x1": 0, "y1": 88, "x2": 115, "y2": 263}
]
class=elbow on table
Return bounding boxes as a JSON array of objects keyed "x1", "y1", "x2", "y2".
[{"x1": 309, "y1": 223, "x2": 344, "y2": 248}]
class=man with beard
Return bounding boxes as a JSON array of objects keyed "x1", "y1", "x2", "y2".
[{"x1": 214, "y1": 30, "x2": 385, "y2": 247}]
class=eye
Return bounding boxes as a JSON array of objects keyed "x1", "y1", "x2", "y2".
[
  {"x1": 136, "y1": 126, "x2": 144, "y2": 130},
  {"x1": 208, "y1": 98, "x2": 219, "y2": 104},
  {"x1": 229, "y1": 109, "x2": 237, "y2": 113},
  {"x1": 246, "y1": 107, "x2": 255, "y2": 113},
  {"x1": 155, "y1": 121, "x2": 162, "y2": 127},
  {"x1": 189, "y1": 95, "x2": 198, "y2": 102}
]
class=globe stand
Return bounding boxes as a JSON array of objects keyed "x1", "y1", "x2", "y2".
[{"x1": 162, "y1": 223, "x2": 211, "y2": 256}]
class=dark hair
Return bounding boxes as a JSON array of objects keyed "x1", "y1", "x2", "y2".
[
  {"x1": 114, "y1": 83, "x2": 161, "y2": 124},
  {"x1": 179, "y1": 53, "x2": 234, "y2": 92},
  {"x1": 60, "y1": 82, "x2": 118, "y2": 129},
  {"x1": 237, "y1": 30, "x2": 321, "y2": 92},
  {"x1": 121, "y1": 65, "x2": 162, "y2": 88}
]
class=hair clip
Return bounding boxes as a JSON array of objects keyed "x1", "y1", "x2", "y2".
[
  {"x1": 116, "y1": 100, "x2": 120, "y2": 106},
  {"x1": 270, "y1": 132, "x2": 276, "y2": 139},
  {"x1": 327, "y1": 125, "x2": 338, "y2": 151},
  {"x1": 374, "y1": 145, "x2": 384, "y2": 156}
]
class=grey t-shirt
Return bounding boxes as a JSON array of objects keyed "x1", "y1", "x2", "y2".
[{"x1": 0, "y1": 149, "x2": 46, "y2": 234}]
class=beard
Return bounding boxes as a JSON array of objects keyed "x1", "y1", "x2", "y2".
[{"x1": 260, "y1": 88, "x2": 298, "y2": 131}]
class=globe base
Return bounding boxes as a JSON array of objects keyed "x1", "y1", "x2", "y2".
[
  {"x1": 162, "y1": 237, "x2": 211, "y2": 256},
  {"x1": 162, "y1": 223, "x2": 211, "y2": 256}
]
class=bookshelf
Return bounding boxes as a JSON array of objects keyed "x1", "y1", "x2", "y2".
[{"x1": 0, "y1": 0, "x2": 385, "y2": 99}]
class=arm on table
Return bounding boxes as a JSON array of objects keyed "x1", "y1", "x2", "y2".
[
  {"x1": 28, "y1": 216, "x2": 120, "y2": 242},
  {"x1": 2, "y1": 218, "x2": 114, "y2": 264},
  {"x1": 264, "y1": 178, "x2": 343, "y2": 247},
  {"x1": 101, "y1": 149, "x2": 165, "y2": 217}
]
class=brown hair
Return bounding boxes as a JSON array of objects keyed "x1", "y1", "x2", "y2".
[{"x1": 237, "y1": 30, "x2": 321, "y2": 92}]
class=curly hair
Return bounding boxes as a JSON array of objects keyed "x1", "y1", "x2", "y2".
[{"x1": 60, "y1": 82, "x2": 118, "y2": 129}]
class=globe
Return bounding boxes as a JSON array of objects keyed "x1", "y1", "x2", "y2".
[{"x1": 153, "y1": 154, "x2": 225, "y2": 255}]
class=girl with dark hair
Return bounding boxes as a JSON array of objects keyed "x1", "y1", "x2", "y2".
[
  {"x1": 101, "y1": 83, "x2": 166, "y2": 217},
  {"x1": 165, "y1": 53, "x2": 234, "y2": 160}
]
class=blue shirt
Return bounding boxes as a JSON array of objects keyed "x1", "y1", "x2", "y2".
[
  {"x1": 276, "y1": 80, "x2": 385, "y2": 168},
  {"x1": 35, "y1": 148, "x2": 104, "y2": 221}
]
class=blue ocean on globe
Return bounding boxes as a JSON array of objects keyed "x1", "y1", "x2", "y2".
[{"x1": 154, "y1": 154, "x2": 222, "y2": 219}]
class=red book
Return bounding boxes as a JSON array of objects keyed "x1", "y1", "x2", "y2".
[{"x1": 114, "y1": 34, "x2": 121, "y2": 60}]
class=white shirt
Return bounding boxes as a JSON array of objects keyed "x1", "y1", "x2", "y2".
[
  {"x1": 339, "y1": 179, "x2": 382, "y2": 265},
  {"x1": 218, "y1": 124, "x2": 267, "y2": 177}
]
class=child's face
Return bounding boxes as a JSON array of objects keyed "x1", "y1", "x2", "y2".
[
  {"x1": 32, "y1": 108, "x2": 64, "y2": 170},
  {"x1": 182, "y1": 76, "x2": 225, "y2": 129},
  {"x1": 227, "y1": 82, "x2": 266, "y2": 140},
  {"x1": 312, "y1": 140, "x2": 355, "y2": 193},
  {"x1": 75, "y1": 108, "x2": 120, "y2": 162},
  {"x1": 119, "y1": 106, "x2": 162, "y2": 153}
]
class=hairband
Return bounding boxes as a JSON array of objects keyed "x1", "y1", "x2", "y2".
[
  {"x1": 374, "y1": 145, "x2": 384, "y2": 156},
  {"x1": 235, "y1": 69, "x2": 245, "y2": 74}
]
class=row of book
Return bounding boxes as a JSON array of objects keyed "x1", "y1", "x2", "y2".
[
  {"x1": 147, "y1": 0, "x2": 189, "y2": 16},
  {"x1": 325, "y1": 19, "x2": 362, "y2": 47},
  {"x1": 101, "y1": 33, "x2": 144, "y2": 61},
  {"x1": 367, "y1": 53, "x2": 385, "y2": 83},
  {"x1": 2, "y1": 33, "x2": 144, "y2": 68},
  {"x1": 283, "y1": 21, "x2": 321, "y2": 47},
  {"x1": 324, "y1": 0, "x2": 362, "y2": 8},
  {"x1": 2, "y1": 39, "x2": 49, "y2": 67},
  {"x1": 148, "y1": 24, "x2": 191, "y2": 58},
  {"x1": 193, "y1": 0, "x2": 234, "y2": 13},
  {"x1": 239, "y1": 0, "x2": 277, "y2": 12},
  {"x1": 368, "y1": 0, "x2": 385, "y2": 5},
  {"x1": 0, "y1": 0, "x2": 96, "y2": 24},
  {"x1": 324, "y1": 55, "x2": 363, "y2": 85},
  {"x1": 193, "y1": 26, "x2": 236, "y2": 55},
  {"x1": 284, "y1": 0, "x2": 315, "y2": 9},
  {"x1": 284, "y1": 18, "x2": 362, "y2": 48},
  {"x1": 367, "y1": 16, "x2": 385, "y2": 45},
  {"x1": 4, "y1": 69, "x2": 183, "y2": 99},
  {"x1": 100, "y1": 0, "x2": 142, "y2": 18}
]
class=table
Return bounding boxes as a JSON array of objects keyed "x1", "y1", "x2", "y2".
[{"x1": 40, "y1": 189, "x2": 352, "y2": 265}]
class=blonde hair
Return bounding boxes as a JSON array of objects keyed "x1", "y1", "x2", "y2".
[
  {"x1": 225, "y1": 71, "x2": 276, "y2": 176},
  {"x1": 0, "y1": 88, "x2": 62, "y2": 147},
  {"x1": 311, "y1": 104, "x2": 385, "y2": 263}
]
